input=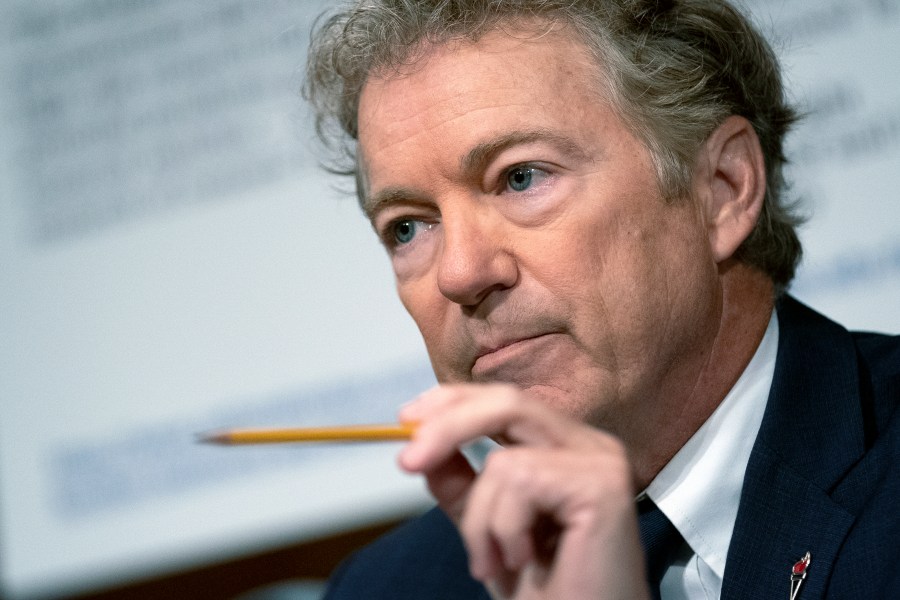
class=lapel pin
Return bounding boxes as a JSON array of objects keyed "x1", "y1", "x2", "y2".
[{"x1": 790, "y1": 551, "x2": 811, "y2": 600}]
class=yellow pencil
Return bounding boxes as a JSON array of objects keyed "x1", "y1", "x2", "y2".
[{"x1": 198, "y1": 423, "x2": 416, "y2": 445}]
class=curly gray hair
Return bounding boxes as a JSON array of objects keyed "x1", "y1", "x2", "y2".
[{"x1": 304, "y1": 0, "x2": 803, "y2": 291}]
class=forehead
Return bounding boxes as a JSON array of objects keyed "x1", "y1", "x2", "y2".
[
  {"x1": 360, "y1": 26, "x2": 606, "y2": 126},
  {"x1": 355, "y1": 27, "x2": 615, "y2": 199}
]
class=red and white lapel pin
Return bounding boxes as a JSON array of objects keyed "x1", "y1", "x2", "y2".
[{"x1": 790, "y1": 552, "x2": 811, "y2": 600}]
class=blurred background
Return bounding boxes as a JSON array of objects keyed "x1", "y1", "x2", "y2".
[{"x1": 0, "y1": 0, "x2": 898, "y2": 598}]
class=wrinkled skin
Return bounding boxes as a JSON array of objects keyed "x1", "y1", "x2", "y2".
[{"x1": 357, "y1": 23, "x2": 772, "y2": 599}]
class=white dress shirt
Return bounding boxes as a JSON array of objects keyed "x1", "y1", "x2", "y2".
[{"x1": 642, "y1": 313, "x2": 779, "y2": 599}]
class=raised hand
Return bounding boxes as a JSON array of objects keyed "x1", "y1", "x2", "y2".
[{"x1": 398, "y1": 384, "x2": 650, "y2": 600}]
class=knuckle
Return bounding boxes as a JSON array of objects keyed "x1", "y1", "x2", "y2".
[
  {"x1": 482, "y1": 447, "x2": 510, "y2": 475},
  {"x1": 483, "y1": 449, "x2": 541, "y2": 498}
]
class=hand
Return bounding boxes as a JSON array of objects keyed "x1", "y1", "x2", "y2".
[{"x1": 398, "y1": 384, "x2": 650, "y2": 600}]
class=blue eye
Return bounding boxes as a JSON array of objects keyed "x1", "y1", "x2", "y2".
[
  {"x1": 384, "y1": 219, "x2": 435, "y2": 249},
  {"x1": 507, "y1": 167, "x2": 533, "y2": 192},
  {"x1": 393, "y1": 220, "x2": 417, "y2": 245},
  {"x1": 391, "y1": 221, "x2": 416, "y2": 244}
]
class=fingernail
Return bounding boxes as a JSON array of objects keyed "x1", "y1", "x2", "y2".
[
  {"x1": 399, "y1": 387, "x2": 434, "y2": 419},
  {"x1": 397, "y1": 441, "x2": 420, "y2": 472}
]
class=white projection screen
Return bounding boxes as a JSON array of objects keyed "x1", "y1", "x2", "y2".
[{"x1": 1, "y1": 0, "x2": 898, "y2": 598}]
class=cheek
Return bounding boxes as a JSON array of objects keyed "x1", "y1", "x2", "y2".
[
  {"x1": 397, "y1": 279, "x2": 451, "y2": 356},
  {"x1": 553, "y1": 204, "x2": 709, "y2": 329},
  {"x1": 397, "y1": 279, "x2": 433, "y2": 332}
]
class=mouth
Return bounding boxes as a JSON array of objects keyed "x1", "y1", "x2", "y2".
[{"x1": 471, "y1": 332, "x2": 562, "y2": 380}]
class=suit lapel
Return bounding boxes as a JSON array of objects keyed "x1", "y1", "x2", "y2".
[{"x1": 722, "y1": 297, "x2": 865, "y2": 599}]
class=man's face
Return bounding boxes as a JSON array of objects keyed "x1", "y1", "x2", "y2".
[{"x1": 357, "y1": 27, "x2": 722, "y2": 432}]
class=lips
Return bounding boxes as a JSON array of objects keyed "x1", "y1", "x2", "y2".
[
  {"x1": 474, "y1": 335, "x2": 542, "y2": 361},
  {"x1": 471, "y1": 332, "x2": 563, "y2": 381}
]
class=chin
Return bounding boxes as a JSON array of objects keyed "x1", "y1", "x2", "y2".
[{"x1": 516, "y1": 382, "x2": 592, "y2": 417}]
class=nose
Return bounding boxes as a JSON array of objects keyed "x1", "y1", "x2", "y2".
[{"x1": 436, "y1": 208, "x2": 518, "y2": 307}]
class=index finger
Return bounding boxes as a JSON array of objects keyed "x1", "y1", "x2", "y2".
[{"x1": 398, "y1": 383, "x2": 598, "y2": 473}]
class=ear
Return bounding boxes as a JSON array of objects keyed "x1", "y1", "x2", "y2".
[{"x1": 694, "y1": 116, "x2": 766, "y2": 263}]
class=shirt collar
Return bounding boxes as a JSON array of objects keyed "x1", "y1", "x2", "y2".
[{"x1": 644, "y1": 312, "x2": 778, "y2": 579}]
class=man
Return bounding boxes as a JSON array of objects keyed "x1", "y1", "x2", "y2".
[{"x1": 303, "y1": 1, "x2": 900, "y2": 598}]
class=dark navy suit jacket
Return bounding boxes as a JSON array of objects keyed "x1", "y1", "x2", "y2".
[{"x1": 324, "y1": 297, "x2": 900, "y2": 599}]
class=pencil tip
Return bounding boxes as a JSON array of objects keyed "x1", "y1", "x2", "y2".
[{"x1": 195, "y1": 431, "x2": 228, "y2": 444}]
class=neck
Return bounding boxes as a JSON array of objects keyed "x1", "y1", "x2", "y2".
[{"x1": 629, "y1": 261, "x2": 774, "y2": 490}]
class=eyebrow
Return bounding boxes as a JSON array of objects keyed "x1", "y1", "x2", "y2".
[
  {"x1": 460, "y1": 128, "x2": 588, "y2": 176},
  {"x1": 363, "y1": 186, "x2": 429, "y2": 220},
  {"x1": 362, "y1": 128, "x2": 588, "y2": 219}
]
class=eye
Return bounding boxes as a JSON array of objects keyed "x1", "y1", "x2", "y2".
[
  {"x1": 506, "y1": 166, "x2": 534, "y2": 192},
  {"x1": 386, "y1": 219, "x2": 434, "y2": 248},
  {"x1": 393, "y1": 220, "x2": 417, "y2": 245}
]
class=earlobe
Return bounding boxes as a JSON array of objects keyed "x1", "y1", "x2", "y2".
[{"x1": 698, "y1": 116, "x2": 766, "y2": 263}]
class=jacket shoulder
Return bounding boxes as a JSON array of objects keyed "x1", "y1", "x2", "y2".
[
  {"x1": 777, "y1": 295, "x2": 900, "y2": 432},
  {"x1": 851, "y1": 328, "x2": 900, "y2": 435}
]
